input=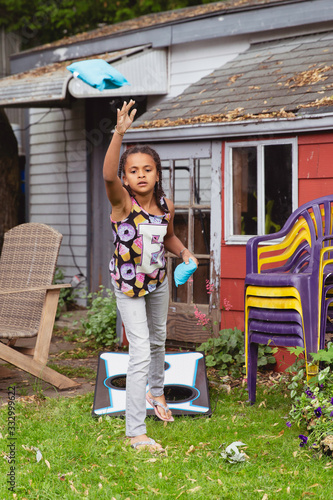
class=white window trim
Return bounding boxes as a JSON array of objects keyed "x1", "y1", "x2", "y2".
[{"x1": 224, "y1": 137, "x2": 298, "y2": 245}]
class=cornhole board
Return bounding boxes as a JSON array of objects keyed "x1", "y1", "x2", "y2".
[{"x1": 92, "y1": 351, "x2": 211, "y2": 417}]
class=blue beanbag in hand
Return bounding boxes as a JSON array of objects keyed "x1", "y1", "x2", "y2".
[
  {"x1": 66, "y1": 59, "x2": 130, "y2": 91},
  {"x1": 174, "y1": 258, "x2": 197, "y2": 287}
]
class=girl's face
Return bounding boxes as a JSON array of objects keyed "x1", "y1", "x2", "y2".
[{"x1": 123, "y1": 153, "x2": 159, "y2": 195}]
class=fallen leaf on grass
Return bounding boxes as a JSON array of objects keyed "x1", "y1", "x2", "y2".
[
  {"x1": 187, "y1": 486, "x2": 202, "y2": 493},
  {"x1": 186, "y1": 475, "x2": 196, "y2": 482},
  {"x1": 262, "y1": 495, "x2": 268, "y2": 500},
  {"x1": 148, "y1": 485, "x2": 159, "y2": 493},
  {"x1": 69, "y1": 481, "x2": 79, "y2": 493},
  {"x1": 58, "y1": 472, "x2": 73, "y2": 480},
  {"x1": 186, "y1": 445, "x2": 195, "y2": 455},
  {"x1": 45, "y1": 459, "x2": 50, "y2": 469},
  {"x1": 301, "y1": 493, "x2": 315, "y2": 497}
]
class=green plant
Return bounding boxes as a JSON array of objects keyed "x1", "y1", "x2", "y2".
[
  {"x1": 53, "y1": 267, "x2": 76, "y2": 319},
  {"x1": 81, "y1": 286, "x2": 118, "y2": 348},
  {"x1": 287, "y1": 343, "x2": 333, "y2": 454},
  {"x1": 197, "y1": 327, "x2": 276, "y2": 378}
]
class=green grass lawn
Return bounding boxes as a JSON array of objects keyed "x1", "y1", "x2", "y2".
[{"x1": 1, "y1": 382, "x2": 332, "y2": 499}]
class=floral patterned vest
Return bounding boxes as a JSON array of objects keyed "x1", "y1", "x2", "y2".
[{"x1": 109, "y1": 197, "x2": 170, "y2": 297}]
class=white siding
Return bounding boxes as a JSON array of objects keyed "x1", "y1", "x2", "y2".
[
  {"x1": 28, "y1": 102, "x2": 88, "y2": 289},
  {"x1": 147, "y1": 35, "x2": 250, "y2": 109},
  {"x1": 168, "y1": 36, "x2": 250, "y2": 97}
]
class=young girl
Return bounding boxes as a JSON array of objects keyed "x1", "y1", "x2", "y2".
[{"x1": 103, "y1": 100, "x2": 198, "y2": 451}]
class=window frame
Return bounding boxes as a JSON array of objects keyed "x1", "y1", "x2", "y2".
[
  {"x1": 224, "y1": 137, "x2": 298, "y2": 244},
  {"x1": 161, "y1": 153, "x2": 212, "y2": 307}
]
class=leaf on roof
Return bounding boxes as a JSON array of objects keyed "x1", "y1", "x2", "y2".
[
  {"x1": 201, "y1": 99, "x2": 215, "y2": 105},
  {"x1": 227, "y1": 74, "x2": 243, "y2": 86},
  {"x1": 285, "y1": 65, "x2": 332, "y2": 88},
  {"x1": 136, "y1": 107, "x2": 296, "y2": 129},
  {"x1": 297, "y1": 95, "x2": 333, "y2": 108}
]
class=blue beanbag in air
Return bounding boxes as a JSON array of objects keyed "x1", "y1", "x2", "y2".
[
  {"x1": 174, "y1": 258, "x2": 197, "y2": 287},
  {"x1": 66, "y1": 59, "x2": 130, "y2": 91}
]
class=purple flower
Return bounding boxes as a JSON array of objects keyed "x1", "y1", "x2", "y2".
[
  {"x1": 305, "y1": 388, "x2": 315, "y2": 399},
  {"x1": 299, "y1": 434, "x2": 308, "y2": 447},
  {"x1": 330, "y1": 410, "x2": 333, "y2": 417},
  {"x1": 331, "y1": 397, "x2": 333, "y2": 405},
  {"x1": 286, "y1": 421, "x2": 292, "y2": 428},
  {"x1": 314, "y1": 407, "x2": 322, "y2": 418}
]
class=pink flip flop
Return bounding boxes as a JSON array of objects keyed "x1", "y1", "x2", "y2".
[{"x1": 146, "y1": 393, "x2": 174, "y2": 422}]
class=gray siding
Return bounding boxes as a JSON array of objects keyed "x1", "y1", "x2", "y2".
[{"x1": 28, "y1": 102, "x2": 88, "y2": 286}]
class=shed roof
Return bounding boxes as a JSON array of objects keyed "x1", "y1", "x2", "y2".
[
  {"x1": 20, "y1": 0, "x2": 292, "y2": 53},
  {"x1": 133, "y1": 31, "x2": 333, "y2": 128},
  {"x1": 0, "y1": 46, "x2": 167, "y2": 107}
]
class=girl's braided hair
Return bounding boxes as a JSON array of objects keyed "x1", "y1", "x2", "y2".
[{"x1": 118, "y1": 145, "x2": 169, "y2": 213}]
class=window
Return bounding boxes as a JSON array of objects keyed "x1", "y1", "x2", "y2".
[
  {"x1": 162, "y1": 157, "x2": 211, "y2": 305},
  {"x1": 225, "y1": 138, "x2": 298, "y2": 243}
]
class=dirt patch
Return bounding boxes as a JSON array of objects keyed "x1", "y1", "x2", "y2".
[{"x1": 0, "y1": 311, "x2": 99, "y2": 405}]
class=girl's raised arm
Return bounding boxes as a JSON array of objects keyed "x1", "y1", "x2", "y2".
[{"x1": 103, "y1": 100, "x2": 137, "y2": 209}]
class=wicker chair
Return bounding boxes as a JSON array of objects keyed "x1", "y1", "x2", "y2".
[{"x1": 0, "y1": 223, "x2": 79, "y2": 389}]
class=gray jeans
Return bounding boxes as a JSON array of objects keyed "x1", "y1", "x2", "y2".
[{"x1": 113, "y1": 278, "x2": 169, "y2": 437}]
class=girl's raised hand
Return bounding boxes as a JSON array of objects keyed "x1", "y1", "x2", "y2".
[{"x1": 116, "y1": 100, "x2": 137, "y2": 135}]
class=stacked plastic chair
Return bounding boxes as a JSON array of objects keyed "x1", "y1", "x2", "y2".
[
  {"x1": 318, "y1": 237, "x2": 333, "y2": 348},
  {"x1": 245, "y1": 195, "x2": 333, "y2": 403}
]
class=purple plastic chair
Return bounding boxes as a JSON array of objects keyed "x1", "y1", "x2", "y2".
[{"x1": 245, "y1": 195, "x2": 333, "y2": 403}]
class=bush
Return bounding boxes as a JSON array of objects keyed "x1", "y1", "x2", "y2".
[
  {"x1": 287, "y1": 343, "x2": 333, "y2": 454},
  {"x1": 197, "y1": 327, "x2": 276, "y2": 378},
  {"x1": 82, "y1": 286, "x2": 118, "y2": 348}
]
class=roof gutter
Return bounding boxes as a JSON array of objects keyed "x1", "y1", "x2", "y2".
[{"x1": 123, "y1": 113, "x2": 333, "y2": 142}]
